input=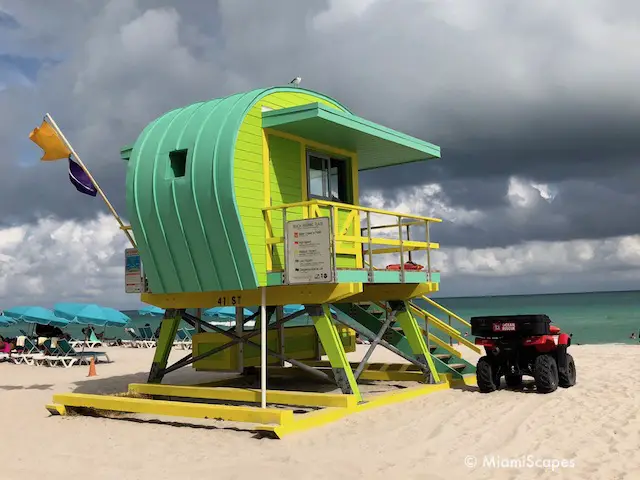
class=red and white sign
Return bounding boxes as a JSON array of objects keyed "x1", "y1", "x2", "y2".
[{"x1": 492, "y1": 322, "x2": 516, "y2": 332}]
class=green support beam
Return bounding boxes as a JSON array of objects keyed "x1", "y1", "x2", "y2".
[
  {"x1": 147, "y1": 308, "x2": 183, "y2": 383},
  {"x1": 389, "y1": 301, "x2": 440, "y2": 384},
  {"x1": 308, "y1": 304, "x2": 362, "y2": 402}
]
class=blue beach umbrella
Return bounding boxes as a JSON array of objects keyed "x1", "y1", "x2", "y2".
[
  {"x1": 54, "y1": 303, "x2": 130, "y2": 327},
  {"x1": 138, "y1": 305, "x2": 165, "y2": 316},
  {"x1": 2, "y1": 306, "x2": 70, "y2": 328},
  {"x1": 0, "y1": 314, "x2": 16, "y2": 326}
]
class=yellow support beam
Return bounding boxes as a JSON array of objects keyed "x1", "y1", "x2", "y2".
[
  {"x1": 49, "y1": 393, "x2": 294, "y2": 425},
  {"x1": 257, "y1": 378, "x2": 476, "y2": 439},
  {"x1": 141, "y1": 282, "x2": 363, "y2": 309},
  {"x1": 46, "y1": 374, "x2": 478, "y2": 439},
  {"x1": 128, "y1": 384, "x2": 358, "y2": 409},
  {"x1": 363, "y1": 244, "x2": 440, "y2": 255}
]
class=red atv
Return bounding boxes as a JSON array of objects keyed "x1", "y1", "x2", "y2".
[{"x1": 470, "y1": 314, "x2": 577, "y2": 394}]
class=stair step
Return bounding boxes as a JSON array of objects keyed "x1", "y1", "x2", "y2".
[
  {"x1": 433, "y1": 353, "x2": 451, "y2": 361},
  {"x1": 448, "y1": 363, "x2": 467, "y2": 371}
]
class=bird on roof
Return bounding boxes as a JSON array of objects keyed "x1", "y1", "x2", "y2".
[{"x1": 289, "y1": 76, "x2": 302, "y2": 87}]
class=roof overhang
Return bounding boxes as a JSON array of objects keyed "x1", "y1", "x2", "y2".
[{"x1": 262, "y1": 103, "x2": 440, "y2": 170}]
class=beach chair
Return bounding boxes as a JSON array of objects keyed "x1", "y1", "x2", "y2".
[
  {"x1": 57, "y1": 339, "x2": 111, "y2": 364},
  {"x1": 138, "y1": 326, "x2": 157, "y2": 348},
  {"x1": 69, "y1": 329, "x2": 103, "y2": 349},
  {"x1": 86, "y1": 330, "x2": 103, "y2": 348},
  {"x1": 173, "y1": 328, "x2": 192, "y2": 350},
  {"x1": 39, "y1": 338, "x2": 84, "y2": 368},
  {"x1": 120, "y1": 328, "x2": 140, "y2": 347},
  {"x1": 10, "y1": 337, "x2": 45, "y2": 365}
]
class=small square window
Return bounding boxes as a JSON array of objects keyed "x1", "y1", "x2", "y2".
[{"x1": 169, "y1": 149, "x2": 188, "y2": 178}]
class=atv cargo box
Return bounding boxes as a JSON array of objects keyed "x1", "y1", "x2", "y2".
[{"x1": 471, "y1": 314, "x2": 551, "y2": 337}]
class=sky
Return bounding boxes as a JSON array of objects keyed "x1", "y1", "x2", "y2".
[{"x1": 0, "y1": 0, "x2": 639, "y2": 310}]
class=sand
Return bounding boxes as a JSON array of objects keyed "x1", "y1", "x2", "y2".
[{"x1": 1, "y1": 343, "x2": 639, "y2": 480}]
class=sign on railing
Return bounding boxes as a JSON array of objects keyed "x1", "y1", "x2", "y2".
[
  {"x1": 125, "y1": 248, "x2": 143, "y2": 293},
  {"x1": 284, "y1": 217, "x2": 333, "y2": 284}
]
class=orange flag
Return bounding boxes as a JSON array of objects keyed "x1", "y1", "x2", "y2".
[{"x1": 28, "y1": 120, "x2": 71, "y2": 161}]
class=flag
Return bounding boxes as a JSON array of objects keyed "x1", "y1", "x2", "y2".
[
  {"x1": 28, "y1": 120, "x2": 71, "y2": 161},
  {"x1": 68, "y1": 155, "x2": 97, "y2": 197}
]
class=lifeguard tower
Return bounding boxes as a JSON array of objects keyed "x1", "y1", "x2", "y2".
[{"x1": 46, "y1": 86, "x2": 480, "y2": 437}]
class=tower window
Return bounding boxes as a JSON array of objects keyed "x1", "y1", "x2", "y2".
[{"x1": 168, "y1": 149, "x2": 188, "y2": 178}]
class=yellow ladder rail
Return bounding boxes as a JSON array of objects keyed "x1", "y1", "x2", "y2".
[
  {"x1": 410, "y1": 303, "x2": 481, "y2": 354},
  {"x1": 372, "y1": 301, "x2": 480, "y2": 356},
  {"x1": 421, "y1": 295, "x2": 471, "y2": 328}
]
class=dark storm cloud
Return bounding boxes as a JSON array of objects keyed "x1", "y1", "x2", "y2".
[{"x1": 0, "y1": 0, "x2": 639, "y2": 251}]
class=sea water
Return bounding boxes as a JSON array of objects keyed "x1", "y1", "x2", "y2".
[{"x1": 1, "y1": 291, "x2": 639, "y2": 345}]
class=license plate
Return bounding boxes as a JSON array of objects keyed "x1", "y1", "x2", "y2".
[{"x1": 493, "y1": 322, "x2": 516, "y2": 332}]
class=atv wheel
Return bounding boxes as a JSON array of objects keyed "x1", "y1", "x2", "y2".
[
  {"x1": 534, "y1": 354, "x2": 558, "y2": 393},
  {"x1": 558, "y1": 354, "x2": 576, "y2": 388},
  {"x1": 505, "y1": 374, "x2": 523, "y2": 387},
  {"x1": 476, "y1": 356, "x2": 499, "y2": 393}
]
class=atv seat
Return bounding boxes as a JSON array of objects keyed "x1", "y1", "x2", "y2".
[{"x1": 549, "y1": 325, "x2": 561, "y2": 334}]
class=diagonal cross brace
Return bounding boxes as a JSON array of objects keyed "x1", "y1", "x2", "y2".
[
  {"x1": 330, "y1": 314, "x2": 428, "y2": 372},
  {"x1": 162, "y1": 308, "x2": 308, "y2": 376},
  {"x1": 182, "y1": 312, "x2": 332, "y2": 383},
  {"x1": 353, "y1": 313, "x2": 394, "y2": 380}
]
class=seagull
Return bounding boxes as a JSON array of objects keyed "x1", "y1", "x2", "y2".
[{"x1": 289, "y1": 76, "x2": 302, "y2": 87}]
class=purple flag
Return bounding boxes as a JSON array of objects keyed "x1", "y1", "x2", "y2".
[{"x1": 68, "y1": 155, "x2": 97, "y2": 197}]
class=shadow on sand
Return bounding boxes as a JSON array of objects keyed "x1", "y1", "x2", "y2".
[{"x1": 0, "y1": 383, "x2": 54, "y2": 391}]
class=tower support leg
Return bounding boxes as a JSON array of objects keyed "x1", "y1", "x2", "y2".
[
  {"x1": 308, "y1": 304, "x2": 362, "y2": 402},
  {"x1": 389, "y1": 300, "x2": 441, "y2": 384},
  {"x1": 147, "y1": 308, "x2": 183, "y2": 384}
]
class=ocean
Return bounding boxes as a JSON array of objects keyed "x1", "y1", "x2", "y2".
[
  {"x1": 1, "y1": 290, "x2": 639, "y2": 345},
  {"x1": 420, "y1": 290, "x2": 640, "y2": 345}
]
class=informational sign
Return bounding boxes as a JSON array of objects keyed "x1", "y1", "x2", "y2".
[
  {"x1": 125, "y1": 248, "x2": 143, "y2": 293},
  {"x1": 285, "y1": 217, "x2": 333, "y2": 284}
]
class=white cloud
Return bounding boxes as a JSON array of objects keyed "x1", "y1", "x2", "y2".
[
  {"x1": 0, "y1": 0, "x2": 639, "y2": 300},
  {"x1": 361, "y1": 181, "x2": 640, "y2": 288},
  {"x1": 0, "y1": 214, "x2": 137, "y2": 308},
  {"x1": 507, "y1": 176, "x2": 556, "y2": 208}
]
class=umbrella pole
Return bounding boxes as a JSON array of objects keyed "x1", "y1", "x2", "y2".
[{"x1": 260, "y1": 287, "x2": 267, "y2": 409}]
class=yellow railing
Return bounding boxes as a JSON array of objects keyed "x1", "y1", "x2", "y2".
[
  {"x1": 262, "y1": 199, "x2": 441, "y2": 280},
  {"x1": 373, "y1": 300, "x2": 481, "y2": 356}
]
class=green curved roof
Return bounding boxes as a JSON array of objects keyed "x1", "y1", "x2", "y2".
[{"x1": 124, "y1": 86, "x2": 350, "y2": 294}]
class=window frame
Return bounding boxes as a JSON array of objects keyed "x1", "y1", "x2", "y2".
[{"x1": 305, "y1": 149, "x2": 351, "y2": 203}]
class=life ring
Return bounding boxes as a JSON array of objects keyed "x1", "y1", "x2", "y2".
[{"x1": 385, "y1": 261, "x2": 424, "y2": 271}]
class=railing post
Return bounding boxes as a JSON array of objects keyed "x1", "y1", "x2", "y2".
[
  {"x1": 448, "y1": 314, "x2": 452, "y2": 346},
  {"x1": 366, "y1": 211, "x2": 373, "y2": 282},
  {"x1": 282, "y1": 207, "x2": 288, "y2": 284},
  {"x1": 425, "y1": 312, "x2": 431, "y2": 352},
  {"x1": 398, "y1": 216, "x2": 405, "y2": 283},
  {"x1": 329, "y1": 205, "x2": 337, "y2": 282},
  {"x1": 406, "y1": 224, "x2": 412, "y2": 263},
  {"x1": 425, "y1": 220, "x2": 432, "y2": 282}
]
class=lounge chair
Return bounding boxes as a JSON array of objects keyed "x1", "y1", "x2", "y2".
[
  {"x1": 138, "y1": 326, "x2": 157, "y2": 348},
  {"x1": 10, "y1": 337, "x2": 45, "y2": 365},
  {"x1": 173, "y1": 328, "x2": 192, "y2": 350},
  {"x1": 69, "y1": 329, "x2": 103, "y2": 349},
  {"x1": 57, "y1": 339, "x2": 111, "y2": 364},
  {"x1": 39, "y1": 339, "x2": 85, "y2": 368}
]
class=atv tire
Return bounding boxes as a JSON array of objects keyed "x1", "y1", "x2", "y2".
[
  {"x1": 505, "y1": 374, "x2": 523, "y2": 388},
  {"x1": 476, "y1": 356, "x2": 499, "y2": 393},
  {"x1": 534, "y1": 354, "x2": 559, "y2": 393},
  {"x1": 558, "y1": 353, "x2": 576, "y2": 388}
]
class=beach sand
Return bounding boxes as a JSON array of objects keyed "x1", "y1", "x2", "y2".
[{"x1": 1, "y1": 344, "x2": 639, "y2": 479}]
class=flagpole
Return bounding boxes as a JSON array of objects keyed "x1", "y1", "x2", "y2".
[{"x1": 43, "y1": 113, "x2": 136, "y2": 249}]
